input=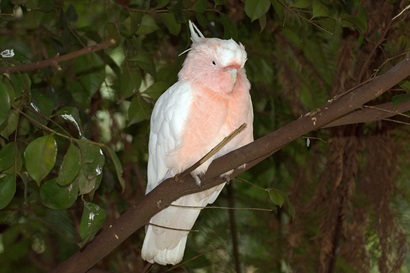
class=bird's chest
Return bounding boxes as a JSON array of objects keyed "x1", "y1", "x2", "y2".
[
  {"x1": 186, "y1": 87, "x2": 246, "y2": 145},
  {"x1": 165, "y1": 85, "x2": 249, "y2": 173},
  {"x1": 169, "y1": 87, "x2": 246, "y2": 165}
]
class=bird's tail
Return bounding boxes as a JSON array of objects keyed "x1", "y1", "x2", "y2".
[{"x1": 141, "y1": 183, "x2": 224, "y2": 265}]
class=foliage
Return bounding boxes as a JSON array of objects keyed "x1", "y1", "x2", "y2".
[{"x1": 0, "y1": 0, "x2": 409, "y2": 272}]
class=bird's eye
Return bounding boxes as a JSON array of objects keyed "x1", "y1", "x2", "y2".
[{"x1": 212, "y1": 61, "x2": 216, "y2": 66}]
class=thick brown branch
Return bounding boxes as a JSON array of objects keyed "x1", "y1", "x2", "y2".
[
  {"x1": 52, "y1": 56, "x2": 410, "y2": 273},
  {"x1": 325, "y1": 99, "x2": 410, "y2": 127},
  {"x1": 0, "y1": 39, "x2": 116, "y2": 74}
]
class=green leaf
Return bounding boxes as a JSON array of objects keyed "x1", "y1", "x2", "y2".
[
  {"x1": 9, "y1": 73, "x2": 31, "y2": 98},
  {"x1": 27, "y1": 90, "x2": 54, "y2": 127},
  {"x1": 392, "y1": 93, "x2": 410, "y2": 106},
  {"x1": 312, "y1": 0, "x2": 330, "y2": 18},
  {"x1": 128, "y1": 95, "x2": 151, "y2": 125},
  {"x1": 56, "y1": 106, "x2": 84, "y2": 137},
  {"x1": 136, "y1": 14, "x2": 159, "y2": 35},
  {"x1": 291, "y1": 0, "x2": 311, "y2": 9},
  {"x1": 142, "y1": 81, "x2": 170, "y2": 100},
  {"x1": 159, "y1": 13, "x2": 181, "y2": 36},
  {"x1": 105, "y1": 146, "x2": 125, "y2": 191},
  {"x1": 65, "y1": 4, "x2": 78, "y2": 22},
  {"x1": 119, "y1": 68, "x2": 141, "y2": 99},
  {"x1": 259, "y1": 14, "x2": 267, "y2": 32},
  {"x1": 24, "y1": 134, "x2": 57, "y2": 185},
  {"x1": 104, "y1": 22, "x2": 120, "y2": 47},
  {"x1": 193, "y1": 0, "x2": 208, "y2": 13},
  {"x1": 156, "y1": 65, "x2": 178, "y2": 86},
  {"x1": 0, "y1": 110, "x2": 19, "y2": 138},
  {"x1": 155, "y1": 0, "x2": 170, "y2": 9},
  {"x1": 245, "y1": 0, "x2": 271, "y2": 22},
  {"x1": 57, "y1": 143, "x2": 81, "y2": 186},
  {"x1": 0, "y1": 142, "x2": 21, "y2": 176},
  {"x1": 286, "y1": 198, "x2": 296, "y2": 218},
  {"x1": 69, "y1": 52, "x2": 106, "y2": 109},
  {"x1": 69, "y1": 82, "x2": 91, "y2": 110},
  {"x1": 79, "y1": 201, "x2": 106, "y2": 246},
  {"x1": 75, "y1": 52, "x2": 103, "y2": 75},
  {"x1": 40, "y1": 178, "x2": 78, "y2": 209},
  {"x1": 120, "y1": 12, "x2": 142, "y2": 37},
  {"x1": 31, "y1": 90, "x2": 55, "y2": 117},
  {"x1": 77, "y1": 140, "x2": 105, "y2": 195},
  {"x1": 0, "y1": 80, "x2": 11, "y2": 125},
  {"x1": 221, "y1": 13, "x2": 238, "y2": 40},
  {"x1": 342, "y1": 14, "x2": 368, "y2": 33},
  {"x1": 0, "y1": 143, "x2": 15, "y2": 172},
  {"x1": 214, "y1": 0, "x2": 226, "y2": 5},
  {"x1": 2, "y1": 143, "x2": 23, "y2": 175},
  {"x1": 268, "y1": 188, "x2": 286, "y2": 207},
  {"x1": 79, "y1": 69, "x2": 106, "y2": 97},
  {"x1": 400, "y1": 81, "x2": 410, "y2": 92},
  {"x1": 0, "y1": 174, "x2": 16, "y2": 209},
  {"x1": 129, "y1": 52, "x2": 156, "y2": 77},
  {"x1": 168, "y1": 0, "x2": 185, "y2": 23}
]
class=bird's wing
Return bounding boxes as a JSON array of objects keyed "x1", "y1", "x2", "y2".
[{"x1": 146, "y1": 80, "x2": 193, "y2": 193}]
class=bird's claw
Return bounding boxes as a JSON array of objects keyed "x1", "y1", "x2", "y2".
[
  {"x1": 191, "y1": 173, "x2": 202, "y2": 186},
  {"x1": 221, "y1": 173, "x2": 231, "y2": 184}
]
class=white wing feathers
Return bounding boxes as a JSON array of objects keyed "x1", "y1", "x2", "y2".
[
  {"x1": 142, "y1": 80, "x2": 226, "y2": 265},
  {"x1": 145, "y1": 81, "x2": 192, "y2": 193}
]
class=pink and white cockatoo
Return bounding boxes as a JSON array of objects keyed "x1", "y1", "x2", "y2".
[{"x1": 141, "y1": 21, "x2": 253, "y2": 265}]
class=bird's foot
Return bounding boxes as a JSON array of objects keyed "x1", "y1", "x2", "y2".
[
  {"x1": 191, "y1": 172, "x2": 202, "y2": 186},
  {"x1": 238, "y1": 163, "x2": 247, "y2": 169},
  {"x1": 221, "y1": 173, "x2": 231, "y2": 184},
  {"x1": 220, "y1": 169, "x2": 234, "y2": 184}
]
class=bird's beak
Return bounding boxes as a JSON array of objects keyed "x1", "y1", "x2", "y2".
[{"x1": 227, "y1": 68, "x2": 238, "y2": 83}]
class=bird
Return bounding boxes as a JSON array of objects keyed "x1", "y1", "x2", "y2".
[{"x1": 141, "y1": 20, "x2": 254, "y2": 265}]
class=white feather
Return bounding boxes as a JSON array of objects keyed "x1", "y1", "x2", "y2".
[
  {"x1": 146, "y1": 81, "x2": 192, "y2": 193},
  {"x1": 189, "y1": 20, "x2": 205, "y2": 43}
]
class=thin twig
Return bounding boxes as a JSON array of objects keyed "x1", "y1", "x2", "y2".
[
  {"x1": 392, "y1": 4, "x2": 410, "y2": 21},
  {"x1": 199, "y1": 123, "x2": 247, "y2": 165},
  {"x1": 358, "y1": 20, "x2": 393, "y2": 82},
  {"x1": 170, "y1": 204, "x2": 272, "y2": 212},
  {"x1": 363, "y1": 105, "x2": 410, "y2": 119},
  {"x1": 382, "y1": 118, "x2": 410, "y2": 126},
  {"x1": 0, "y1": 39, "x2": 116, "y2": 74},
  {"x1": 147, "y1": 222, "x2": 199, "y2": 233},
  {"x1": 182, "y1": 123, "x2": 247, "y2": 175},
  {"x1": 0, "y1": 13, "x2": 14, "y2": 17},
  {"x1": 163, "y1": 252, "x2": 207, "y2": 272}
]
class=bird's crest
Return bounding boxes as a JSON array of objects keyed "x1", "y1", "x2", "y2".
[
  {"x1": 189, "y1": 20, "x2": 205, "y2": 43},
  {"x1": 179, "y1": 21, "x2": 205, "y2": 56}
]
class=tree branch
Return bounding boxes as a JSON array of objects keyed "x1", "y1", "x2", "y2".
[
  {"x1": 324, "y1": 99, "x2": 410, "y2": 128},
  {"x1": 52, "y1": 56, "x2": 410, "y2": 273},
  {"x1": 0, "y1": 39, "x2": 116, "y2": 74}
]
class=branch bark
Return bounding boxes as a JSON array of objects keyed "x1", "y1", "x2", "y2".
[
  {"x1": 0, "y1": 39, "x2": 116, "y2": 74},
  {"x1": 324, "y1": 100, "x2": 410, "y2": 127},
  {"x1": 52, "y1": 56, "x2": 410, "y2": 273}
]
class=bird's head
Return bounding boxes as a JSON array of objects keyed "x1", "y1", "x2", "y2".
[{"x1": 178, "y1": 21, "x2": 248, "y2": 94}]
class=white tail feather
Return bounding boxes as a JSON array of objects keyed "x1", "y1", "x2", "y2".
[{"x1": 141, "y1": 183, "x2": 225, "y2": 265}]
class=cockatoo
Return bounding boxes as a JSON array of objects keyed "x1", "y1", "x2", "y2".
[{"x1": 141, "y1": 21, "x2": 253, "y2": 265}]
